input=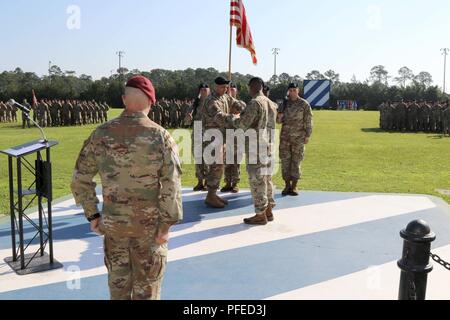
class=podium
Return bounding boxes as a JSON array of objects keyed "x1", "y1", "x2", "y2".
[{"x1": 1, "y1": 140, "x2": 63, "y2": 275}]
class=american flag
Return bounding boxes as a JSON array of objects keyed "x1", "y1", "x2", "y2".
[{"x1": 230, "y1": 0, "x2": 257, "y2": 65}]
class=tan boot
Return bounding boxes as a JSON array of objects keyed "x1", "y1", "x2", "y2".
[
  {"x1": 215, "y1": 194, "x2": 229, "y2": 205},
  {"x1": 265, "y1": 205, "x2": 274, "y2": 222},
  {"x1": 282, "y1": 180, "x2": 291, "y2": 196},
  {"x1": 290, "y1": 180, "x2": 299, "y2": 196},
  {"x1": 205, "y1": 191, "x2": 225, "y2": 208},
  {"x1": 244, "y1": 212, "x2": 268, "y2": 225}
]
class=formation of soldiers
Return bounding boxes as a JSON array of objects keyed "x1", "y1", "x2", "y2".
[
  {"x1": 0, "y1": 101, "x2": 18, "y2": 123},
  {"x1": 379, "y1": 100, "x2": 450, "y2": 135},
  {"x1": 28, "y1": 99, "x2": 110, "y2": 128},
  {"x1": 148, "y1": 98, "x2": 194, "y2": 129}
]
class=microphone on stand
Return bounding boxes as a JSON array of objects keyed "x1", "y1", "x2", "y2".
[{"x1": 8, "y1": 99, "x2": 48, "y2": 143}]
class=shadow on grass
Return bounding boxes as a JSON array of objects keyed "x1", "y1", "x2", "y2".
[
  {"x1": 361, "y1": 128, "x2": 384, "y2": 133},
  {"x1": 427, "y1": 135, "x2": 448, "y2": 140},
  {"x1": 361, "y1": 128, "x2": 449, "y2": 138}
]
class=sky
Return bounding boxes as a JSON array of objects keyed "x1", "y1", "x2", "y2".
[{"x1": 1, "y1": 0, "x2": 450, "y2": 88}]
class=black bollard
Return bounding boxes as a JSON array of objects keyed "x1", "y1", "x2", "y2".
[{"x1": 398, "y1": 219, "x2": 436, "y2": 300}]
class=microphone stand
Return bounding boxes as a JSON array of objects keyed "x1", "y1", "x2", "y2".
[
  {"x1": 25, "y1": 112, "x2": 48, "y2": 144},
  {"x1": 11, "y1": 101, "x2": 48, "y2": 143}
]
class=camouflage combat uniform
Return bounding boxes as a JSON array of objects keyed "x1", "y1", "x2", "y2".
[
  {"x1": 202, "y1": 92, "x2": 230, "y2": 192},
  {"x1": 227, "y1": 92, "x2": 276, "y2": 214},
  {"x1": 71, "y1": 111, "x2": 183, "y2": 300},
  {"x1": 224, "y1": 95, "x2": 246, "y2": 188},
  {"x1": 278, "y1": 97, "x2": 313, "y2": 186},
  {"x1": 192, "y1": 96, "x2": 209, "y2": 184}
]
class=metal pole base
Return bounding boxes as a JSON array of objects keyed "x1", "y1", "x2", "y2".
[{"x1": 4, "y1": 253, "x2": 63, "y2": 276}]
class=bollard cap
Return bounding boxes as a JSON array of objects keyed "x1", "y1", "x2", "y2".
[{"x1": 400, "y1": 219, "x2": 436, "y2": 243}]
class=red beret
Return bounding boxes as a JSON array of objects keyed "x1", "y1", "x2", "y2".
[{"x1": 125, "y1": 76, "x2": 156, "y2": 105}]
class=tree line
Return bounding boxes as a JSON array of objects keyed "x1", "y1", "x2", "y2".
[{"x1": 0, "y1": 65, "x2": 448, "y2": 110}]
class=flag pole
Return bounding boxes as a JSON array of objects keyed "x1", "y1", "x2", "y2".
[{"x1": 228, "y1": 22, "x2": 233, "y2": 81}]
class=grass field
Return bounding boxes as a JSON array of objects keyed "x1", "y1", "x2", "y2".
[{"x1": 0, "y1": 109, "x2": 449, "y2": 216}]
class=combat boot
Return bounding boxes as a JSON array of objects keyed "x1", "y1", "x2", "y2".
[
  {"x1": 220, "y1": 182, "x2": 233, "y2": 193},
  {"x1": 265, "y1": 205, "x2": 274, "y2": 222},
  {"x1": 230, "y1": 183, "x2": 240, "y2": 193},
  {"x1": 205, "y1": 191, "x2": 225, "y2": 209},
  {"x1": 193, "y1": 180, "x2": 205, "y2": 192},
  {"x1": 216, "y1": 194, "x2": 229, "y2": 205},
  {"x1": 289, "y1": 180, "x2": 300, "y2": 196},
  {"x1": 244, "y1": 212, "x2": 268, "y2": 225},
  {"x1": 282, "y1": 180, "x2": 291, "y2": 196}
]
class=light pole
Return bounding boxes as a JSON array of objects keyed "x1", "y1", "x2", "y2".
[
  {"x1": 272, "y1": 48, "x2": 280, "y2": 77},
  {"x1": 48, "y1": 61, "x2": 52, "y2": 83},
  {"x1": 441, "y1": 48, "x2": 449, "y2": 94},
  {"x1": 116, "y1": 51, "x2": 125, "y2": 74}
]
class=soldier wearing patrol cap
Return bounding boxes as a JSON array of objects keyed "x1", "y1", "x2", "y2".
[
  {"x1": 202, "y1": 76, "x2": 242, "y2": 208},
  {"x1": 71, "y1": 75, "x2": 183, "y2": 300},
  {"x1": 277, "y1": 83, "x2": 313, "y2": 196}
]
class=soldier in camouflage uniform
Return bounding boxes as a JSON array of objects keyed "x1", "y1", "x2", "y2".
[
  {"x1": 222, "y1": 82, "x2": 246, "y2": 194},
  {"x1": 61, "y1": 100, "x2": 70, "y2": 126},
  {"x1": 0, "y1": 101, "x2": 6, "y2": 122},
  {"x1": 22, "y1": 99, "x2": 32, "y2": 128},
  {"x1": 430, "y1": 102, "x2": 439, "y2": 133},
  {"x1": 71, "y1": 76, "x2": 182, "y2": 300},
  {"x1": 202, "y1": 76, "x2": 236, "y2": 209},
  {"x1": 151, "y1": 102, "x2": 162, "y2": 126},
  {"x1": 277, "y1": 83, "x2": 313, "y2": 196},
  {"x1": 103, "y1": 102, "x2": 110, "y2": 122},
  {"x1": 11, "y1": 102, "x2": 17, "y2": 122},
  {"x1": 37, "y1": 100, "x2": 48, "y2": 127},
  {"x1": 49, "y1": 100, "x2": 59, "y2": 127},
  {"x1": 73, "y1": 100, "x2": 82, "y2": 125},
  {"x1": 396, "y1": 100, "x2": 407, "y2": 132},
  {"x1": 189, "y1": 83, "x2": 210, "y2": 192},
  {"x1": 408, "y1": 100, "x2": 419, "y2": 132},
  {"x1": 226, "y1": 77, "x2": 276, "y2": 225},
  {"x1": 386, "y1": 101, "x2": 394, "y2": 130},
  {"x1": 45, "y1": 100, "x2": 52, "y2": 127},
  {"x1": 81, "y1": 102, "x2": 88, "y2": 125},
  {"x1": 169, "y1": 100, "x2": 179, "y2": 128},
  {"x1": 4, "y1": 101, "x2": 12, "y2": 122}
]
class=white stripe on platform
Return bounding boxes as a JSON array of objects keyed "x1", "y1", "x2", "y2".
[
  {"x1": 0, "y1": 238, "x2": 107, "y2": 293},
  {"x1": 265, "y1": 244, "x2": 450, "y2": 300},
  {"x1": 168, "y1": 195, "x2": 436, "y2": 261}
]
